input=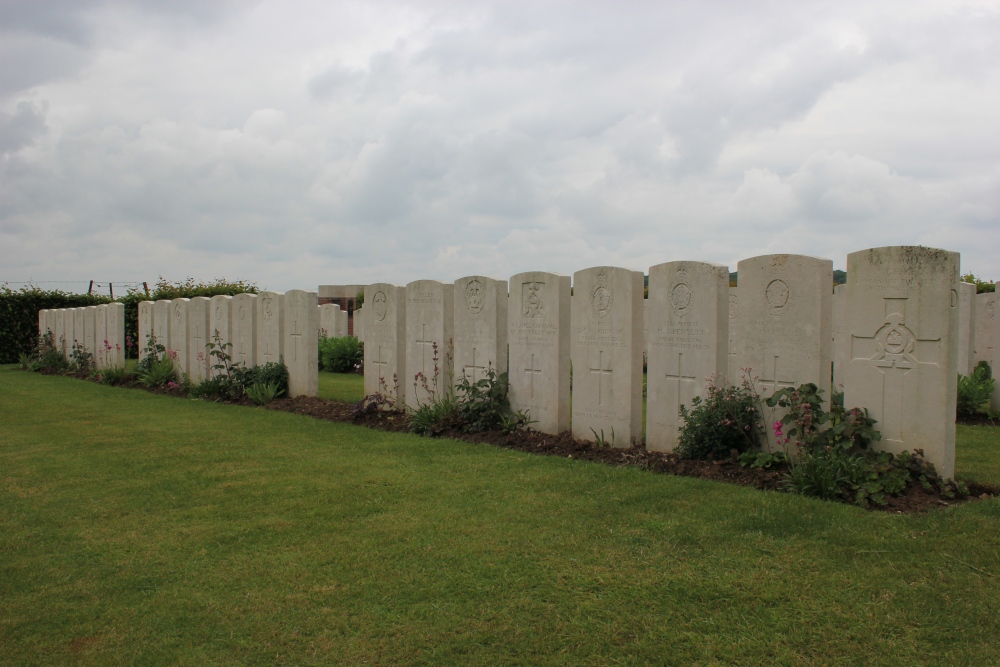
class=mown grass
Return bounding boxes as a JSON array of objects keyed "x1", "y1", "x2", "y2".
[
  {"x1": 2, "y1": 365, "x2": 999, "y2": 666},
  {"x1": 318, "y1": 371, "x2": 364, "y2": 403}
]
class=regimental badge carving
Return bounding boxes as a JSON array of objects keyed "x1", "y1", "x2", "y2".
[
  {"x1": 141, "y1": 305, "x2": 148, "y2": 317},
  {"x1": 729, "y1": 294, "x2": 738, "y2": 320},
  {"x1": 670, "y1": 268, "x2": 693, "y2": 318},
  {"x1": 373, "y1": 291, "x2": 388, "y2": 321},
  {"x1": 239, "y1": 305, "x2": 247, "y2": 321},
  {"x1": 988, "y1": 300, "x2": 996, "y2": 320},
  {"x1": 262, "y1": 296, "x2": 275, "y2": 323},
  {"x1": 465, "y1": 279, "x2": 484, "y2": 315},
  {"x1": 522, "y1": 281, "x2": 545, "y2": 318},
  {"x1": 591, "y1": 268, "x2": 613, "y2": 320},
  {"x1": 174, "y1": 304, "x2": 182, "y2": 322},
  {"x1": 765, "y1": 278, "x2": 789, "y2": 314},
  {"x1": 869, "y1": 313, "x2": 918, "y2": 369}
]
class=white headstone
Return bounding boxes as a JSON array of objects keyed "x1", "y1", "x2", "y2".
[
  {"x1": 209, "y1": 295, "x2": 233, "y2": 377},
  {"x1": 106, "y1": 303, "x2": 125, "y2": 367},
  {"x1": 256, "y1": 291, "x2": 284, "y2": 367},
  {"x1": 405, "y1": 280, "x2": 454, "y2": 408},
  {"x1": 646, "y1": 261, "x2": 729, "y2": 452},
  {"x1": 283, "y1": 290, "x2": 319, "y2": 397},
  {"x1": 152, "y1": 300, "x2": 172, "y2": 358},
  {"x1": 45, "y1": 309, "x2": 56, "y2": 343},
  {"x1": 63, "y1": 308, "x2": 75, "y2": 360},
  {"x1": 83, "y1": 306, "x2": 97, "y2": 362},
  {"x1": 73, "y1": 308, "x2": 85, "y2": 353},
  {"x1": 508, "y1": 271, "x2": 571, "y2": 435},
  {"x1": 337, "y1": 308, "x2": 349, "y2": 338},
  {"x1": 231, "y1": 293, "x2": 257, "y2": 368},
  {"x1": 38, "y1": 309, "x2": 47, "y2": 340},
  {"x1": 188, "y1": 297, "x2": 211, "y2": 383},
  {"x1": 973, "y1": 291, "x2": 999, "y2": 409},
  {"x1": 453, "y1": 275, "x2": 508, "y2": 390},
  {"x1": 138, "y1": 301, "x2": 154, "y2": 362},
  {"x1": 735, "y1": 254, "x2": 832, "y2": 451},
  {"x1": 727, "y1": 287, "x2": 739, "y2": 382},
  {"x1": 832, "y1": 284, "x2": 848, "y2": 390},
  {"x1": 319, "y1": 304, "x2": 339, "y2": 339},
  {"x1": 844, "y1": 246, "x2": 959, "y2": 479},
  {"x1": 94, "y1": 304, "x2": 109, "y2": 369},
  {"x1": 571, "y1": 266, "x2": 644, "y2": 447},
  {"x1": 170, "y1": 298, "x2": 190, "y2": 376},
  {"x1": 364, "y1": 284, "x2": 406, "y2": 405},
  {"x1": 54, "y1": 309, "x2": 66, "y2": 358},
  {"x1": 957, "y1": 282, "x2": 975, "y2": 376},
  {"x1": 354, "y1": 306, "x2": 365, "y2": 340}
]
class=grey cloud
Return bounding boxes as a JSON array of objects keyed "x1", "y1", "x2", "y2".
[{"x1": 0, "y1": 100, "x2": 48, "y2": 154}]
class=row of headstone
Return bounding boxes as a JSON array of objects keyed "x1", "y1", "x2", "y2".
[
  {"x1": 136, "y1": 290, "x2": 318, "y2": 397},
  {"x1": 360, "y1": 247, "x2": 962, "y2": 478},
  {"x1": 319, "y1": 304, "x2": 349, "y2": 339},
  {"x1": 37, "y1": 304, "x2": 126, "y2": 369}
]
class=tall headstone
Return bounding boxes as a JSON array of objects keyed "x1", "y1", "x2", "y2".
[
  {"x1": 256, "y1": 291, "x2": 284, "y2": 366},
  {"x1": 453, "y1": 275, "x2": 508, "y2": 389},
  {"x1": 83, "y1": 306, "x2": 97, "y2": 362},
  {"x1": 508, "y1": 272, "x2": 572, "y2": 435},
  {"x1": 152, "y1": 300, "x2": 172, "y2": 357},
  {"x1": 319, "y1": 304, "x2": 339, "y2": 339},
  {"x1": 405, "y1": 280, "x2": 454, "y2": 408},
  {"x1": 832, "y1": 285, "x2": 848, "y2": 390},
  {"x1": 63, "y1": 309, "x2": 75, "y2": 360},
  {"x1": 170, "y1": 298, "x2": 190, "y2": 376},
  {"x1": 646, "y1": 261, "x2": 729, "y2": 452},
  {"x1": 38, "y1": 310, "x2": 47, "y2": 340},
  {"x1": 727, "y1": 287, "x2": 739, "y2": 382},
  {"x1": 337, "y1": 308, "x2": 349, "y2": 338},
  {"x1": 106, "y1": 303, "x2": 125, "y2": 367},
  {"x1": 45, "y1": 310, "x2": 56, "y2": 343},
  {"x1": 73, "y1": 308, "x2": 85, "y2": 353},
  {"x1": 188, "y1": 297, "x2": 211, "y2": 382},
  {"x1": 363, "y1": 284, "x2": 406, "y2": 405},
  {"x1": 735, "y1": 254, "x2": 832, "y2": 451},
  {"x1": 94, "y1": 304, "x2": 109, "y2": 368},
  {"x1": 973, "y1": 291, "x2": 999, "y2": 409},
  {"x1": 54, "y1": 309, "x2": 66, "y2": 357},
  {"x1": 209, "y1": 295, "x2": 233, "y2": 377},
  {"x1": 571, "y1": 266, "x2": 644, "y2": 447},
  {"x1": 354, "y1": 306, "x2": 365, "y2": 340},
  {"x1": 283, "y1": 289, "x2": 319, "y2": 397},
  {"x1": 138, "y1": 301, "x2": 154, "y2": 362},
  {"x1": 231, "y1": 293, "x2": 257, "y2": 368},
  {"x1": 844, "y1": 246, "x2": 959, "y2": 479},
  {"x1": 957, "y1": 282, "x2": 975, "y2": 376}
]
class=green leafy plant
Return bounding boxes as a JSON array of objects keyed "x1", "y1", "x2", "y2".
[
  {"x1": 95, "y1": 363, "x2": 133, "y2": 386},
  {"x1": 17, "y1": 352, "x2": 31, "y2": 370},
  {"x1": 137, "y1": 355, "x2": 178, "y2": 387},
  {"x1": 738, "y1": 450, "x2": 787, "y2": 469},
  {"x1": 590, "y1": 427, "x2": 615, "y2": 448},
  {"x1": 676, "y1": 372, "x2": 765, "y2": 460},
  {"x1": 69, "y1": 341, "x2": 94, "y2": 373},
  {"x1": 766, "y1": 383, "x2": 881, "y2": 453},
  {"x1": 408, "y1": 394, "x2": 460, "y2": 436},
  {"x1": 957, "y1": 362, "x2": 994, "y2": 418},
  {"x1": 27, "y1": 331, "x2": 70, "y2": 373},
  {"x1": 454, "y1": 368, "x2": 513, "y2": 433},
  {"x1": 245, "y1": 381, "x2": 283, "y2": 405},
  {"x1": 319, "y1": 335, "x2": 363, "y2": 373}
]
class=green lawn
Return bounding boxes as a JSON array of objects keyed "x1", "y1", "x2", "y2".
[
  {"x1": 2, "y1": 365, "x2": 999, "y2": 666},
  {"x1": 318, "y1": 371, "x2": 364, "y2": 403}
]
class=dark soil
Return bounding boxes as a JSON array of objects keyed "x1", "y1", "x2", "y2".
[
  {"x1": 956, "y1": 414, "x2": 1000, "y2": 427},
  {"x1": 265, "y1": 395, "x2": 997, "y2": 514}
]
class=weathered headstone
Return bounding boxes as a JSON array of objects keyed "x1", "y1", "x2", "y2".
[
  {"x1": 170, "y1": 298, "x2": 190, "y2": 376},
  {"x1": 83, "y1": 306, "x2": 97, "y2": 362},
  {"x1": 363, "y1": 284, "x2": 406, "y2": 405},
  {"x1": 508, "y1": 271, "x2": 571, "y2": 435},
  {"x1": 209, "y1": 295, "x2": 233, "y2": 377},
  {"x1": 38, "y1": 310, "x2": 47, "y2": 340},
  {"x1": 54, "y1": 309, "x2": 66, "y2": 358},
  {"x1": 319, "y1": 304, "x2": 339, "y2": 339},
  {"x1": 354, "y1": 306, "x2": 365, "y2": 339},
  {"x1": 63, "y1": 309, "x2": 75, "y2": 360},
  {"x1": 832, "y1": 285, "x2": 848, "y2": 390},
  {"x1": 152, "y1": 300, "x2": 172, "y2": 357},
  {"x1": 231, "y1": 293, "x2": 257, "y2": 368},
  {"x1": 453, "y1": 275, "x2": 508, "y2": 390},
  {"x1": 283, "y1": 290, "x2": 319, "y2": 397},
  {"x1": 571, "y1": 266, "x2": 644, "y2": 447},
  {"x1": 45, "y1": 310, "x2": 56, "y2": 344},
  {"x1": 405, "y1": 280, "x2": 454, "y2": 408},
  {"x1": 94, "y1": 304, "x2": 109, "y2": 368},
  {"x1": 337, "y1": 308, "x2": 349, "y2": 338},
  {"x1": 735, "y1": 254, "x2": 832, "y2": 451},
  {"x1": 974, "y1": 291, "x2": 999, "y2": 409},
  {"x1": 73, "y1": 308, "x2": 85, "y2": 354},
  {"x1": 844, "y1": 246, "x2": 959, "y2": 479},
  {"x1": 187, "y1": 297, "x2": 211, "y2": 382},
  {"x1": 107, "y1": 303, "x2": 125, "y2": 367},
  {"x1": 646, "y1": 261, "x2": 729, "y2": 452},
  {"x1": 728, "y1": 287, "x2": 739, "y2": 382},
  {"x1": 138, "y1": 301, "x2": 154, "y2": 362},
  {"x1": 957, "y1": 282, "x2": 975, "y2": 376},
  {"x1": 257, "y1": 291, "x2": 284, "y2": 367}
]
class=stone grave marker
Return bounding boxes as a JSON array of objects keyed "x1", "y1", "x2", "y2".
[
  {"x1": 73, "y1": 308, "x2": 85, "y2": 353},
  {"x1": 958, "y1": 282, "x2": 975, "y2": 376},
  {"x1": 454, "y1": 275, "x2": 508, "y2": 390},
  {"x1": 257, "y1": 291, "x2": 284, "y2": 367},
  {"x1": 571, "y1": 266, "x2": 644, "y2": 447},
  {"x1": 363, "y1": 284, "x2": 406, "y2": 405},
  {"x1": 735, "y1": 254, "x2": 832, "y2": 451},
  {"x1": 209, "y1": 295, "x2": 233, "y2": 377},
  {"x1": 337, "y1": 308, "x2": 349, "y2": 338},
  {"x1": 138, "y1": 301, "x2": 154, "y2": 362},
  {"x1": 354, "y1": 306, "x2": 365, "y2": 339},
  {"x1": 646, "y1": 261, "x2": 729, "y2": 452},
  {"x1": 187, "y1": 297, "x2": 211, "y2": 382},
  {"x1": 319, "y1": 304, "x2": 339, "y2": 338},
  {"x1": 508, "y1": 271, "x2": 572, "y2": 435},
  {"x1": 832, "y1": 285, "x2": 848, "y2": 390},
  {"x1": 974, "y1": 291, "x2": 999, "y2": 409},
  {"x1": 152, "y1": 300, "x2": 172, "y2": 357},
  {"x1": 45, "y1": 310, "x2": 56, "y2": 344},
  {"x1": 54, "y1": 309, "x2": 66, "y2": 358},
  {"x1": 231, "y1": 293, "x2": 257, "y2": 368},
  {"x1": 63, "y1": 309, "x2": 75, "y2": 360},
  {"x1": 844, "y1": 246, "x2": 959, "y2": 478},
  {"x1": 107, "y1": 303, "x2": 125, "y2": 367},
  {"x1": 283, "y1": 289, "x2": 319, "y2": 397},
  {"x1": 728, "y1": 287, "x2": 739, "y2": 382},
  {"x1": 95, "y1": 304, "x2": 109, "y2": 368},
  {"x1": 405, "y1": 280, "x2": 454, "y2": 408},
  {"x1": 170, "y1": 298, "x2": 190, "y2": 376},
  {"x1": 38, "y1": 309, "x2": 47, "y2": 339},
  {"x1": 83, "y1": 306, "x2": 97, "y2": 361}
]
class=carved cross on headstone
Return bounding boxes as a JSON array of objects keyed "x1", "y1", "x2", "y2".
[
  {"x1": 589, "y1": 350, "x2": 613, "y2": 406},
  {"x1": 373, "y1": 343, "x2": 389, "y2": 382},
  {"x1": 289, "y1": 316, "x2": 303, "y2": 362},
  {"x1": 463, "y1": 347, "x2": 487, "y2": 383},
  {"x1": 191, "y1": 315, "x2": 205, "y2": 360},
  {"x1": 262, "y1": 340, "x2": 275, "y2": 364},
  {"x1": 758, "y1": 354, "x2": 795, "y2": 396},
  {"x1": 664, "y1": 351, "x2": 697, "y2": 432},
  {"x1": 415, "y1": 323, "x2": 435, "y2": 376},
  {"x1": 524, "y1": 353, "x2": 543, "y2": 399}
]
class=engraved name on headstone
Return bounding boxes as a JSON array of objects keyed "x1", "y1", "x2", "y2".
[{"x1": 454, "y1": 276, "x2": 508, "y2": 390}]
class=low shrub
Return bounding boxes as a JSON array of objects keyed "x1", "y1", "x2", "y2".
[
  {"x1": 957, "y1": 362, "x2": 994, "y2": 418},
  {"x1": 27, "y1": 332, "x2": 70, "y2": 373},
  {"x1": 319, "y1": 335, "x2": 363, "y2": 373},
  {"x1": 676, "y1": 373, "x2": 764, "y2": 460},
  {"x1": 137, "y1": 356, "x2": 177, "y2": 387},
  {"x1": 246, "y1": 381, "x2": 283, "y2": 405}
]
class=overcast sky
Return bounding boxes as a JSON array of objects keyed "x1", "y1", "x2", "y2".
[{"x1": 1, "y1": 0, "x2": 997, "y2": 293}]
